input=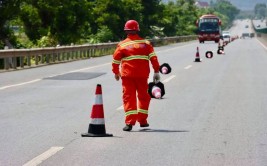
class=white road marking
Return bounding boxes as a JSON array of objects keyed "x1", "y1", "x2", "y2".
[
  {"x1": 162, "y1": 75, "x2": 176, "y2": 83},
  {"x1": 116, "y1": 105, "x2": 124, "y2": 110},
  {"x1": 184, "y1": 65, "x2": 192, "y2": 69},
  {"x1": 23, "y1": 146, "x2": 64, "y2": 166},
  {"x1": 62, "y1": 63, "x2": 111, "y2": 74},
  {"x1": 256, "y1": 39, "x2": 267, "y2": 50},
  {"x1": 0, "y1": 79, "x2": 42, "y2": 90},
  {"x1": 157, "y1": 42, "x2": 195, "y2": 53}
]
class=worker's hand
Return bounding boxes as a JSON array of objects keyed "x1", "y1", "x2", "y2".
[
  {"x1": 115, "y1": 73, "x2": 121, "y2": 81},
  {"x1": 153, "y1": 72, "x2": 160, "y2": 83}
]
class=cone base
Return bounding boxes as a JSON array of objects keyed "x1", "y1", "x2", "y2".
[
  {"x1": 81, "y1": 124, "x2": 113, "y2": 137},
  {"x1": 81, "y1": 133, "x2": 113, "y2": 137},
  {"x1": 194, "y1": 59, "x2": 201, "y2": 62}
]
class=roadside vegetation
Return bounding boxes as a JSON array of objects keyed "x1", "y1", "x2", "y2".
[{"x1": 0, "y1": 0, "x2": 240, "y2": 49}]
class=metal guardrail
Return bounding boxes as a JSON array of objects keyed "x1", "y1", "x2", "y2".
[
  {"x1": 0, "y1": 35, "x2": 197, "y2": 71},
  {"x1": 252, "y1": 20, "x2": 267, "y2": 36},
  {"x1": 251, "y1": 20, "x2": 267, "y2": 47}
]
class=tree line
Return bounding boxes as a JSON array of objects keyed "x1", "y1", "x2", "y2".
[
  {"x1": 0, "y1": 0, "x2": 239, "y2": 49},
  {"x1": 254, "y1": 3, "x2": 267, "y2": 19}
]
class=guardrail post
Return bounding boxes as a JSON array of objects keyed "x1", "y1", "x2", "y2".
[
  {"x1": 20, "y1": 56, "x2": 24, "y2": 68},
  {"x1": 27, "y1": 55, "x2": 31, "y2": 67},
  {"x1": 46, "y1": 54, "x2": 50, "y2": 64},
  {"x1": 4, "y1": 46, "x2": 10, "y2": 70},
  {"x1": 12, "y1": 56, "x2": 17, "y2": 69},
  {"x1": 52, "y1": 52, "x2": 56, "y2": 63},
  {"x1": 67, "y1": 52, "x2": 70, "y2": 61}
]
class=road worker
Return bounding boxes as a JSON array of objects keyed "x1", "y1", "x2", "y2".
[{"x1": 112, "y1": 20, "x2": 161, "y2": 131}]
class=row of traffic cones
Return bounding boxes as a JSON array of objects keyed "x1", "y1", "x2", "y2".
[
  {"x1": 81, "y1": 39, "x2": 232, "y2": 137},
  {"x1": 194, "y1": 41, "x2": 225, "y2": 62},
  {"x1": 82, "y1": 36, "x2": 239, "y2": 137}
]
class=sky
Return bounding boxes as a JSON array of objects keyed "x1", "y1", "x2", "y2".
[
  {"x1": 162, "y1": 0, "x2": 267, "y2": 11},
  {"x1": 217, "y1": 0, "x2": 267, "y2": 10}
]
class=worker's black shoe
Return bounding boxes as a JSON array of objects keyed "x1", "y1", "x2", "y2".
[
  {"x1": 140, "y1": 123, "x2": 149, "y2": 127},
  {"x1": 123, "y1": 124, "x2": 132, "y2": 131}
]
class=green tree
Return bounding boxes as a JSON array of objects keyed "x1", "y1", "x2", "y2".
[
  {"x1": 139, "y1": 0, "x2": 164, "y2": 37},
  {"x1": 254, "y1": 3, "x2": 267, "y2": 19},
  {"x1": 20, "y1": 3, "x2": 43, "y2": 43},
  {"x1": 213, "y1": 0, "x2": 239, "y2": 23},
  {"x1": 161, "y1": 1, "x2": 179, "y2": 36},
  {"x1": 160, "y1": 0, "x2": 199, "y2": 36},
  {"x1": 0, "y1": 0, "x2": 242, "y2": 48},
  {"x1": 52, "y1": 0, "x2": 92, "y2": 44},
  {"x1": 0, "y1": 0, "x2": 21, "y2": 47},
  {"x1": 89, "y1": 0, "x2": 164, "y2": 40},
  {"x1": 20, "y1": 0, "x2": 92, "y2": 45}
]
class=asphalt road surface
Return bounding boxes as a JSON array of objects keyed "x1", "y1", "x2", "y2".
[{"x1": 1, "y1": 20, "x2": 267, "y2": 166}]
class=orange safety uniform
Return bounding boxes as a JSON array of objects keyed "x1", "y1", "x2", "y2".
[{"x1": 112, "y1": 34, "x2": 160, "y2": 126}]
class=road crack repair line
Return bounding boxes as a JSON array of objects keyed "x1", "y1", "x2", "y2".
[{"x1": 0, "y1": 63, "x2": 111, "y2": 91}]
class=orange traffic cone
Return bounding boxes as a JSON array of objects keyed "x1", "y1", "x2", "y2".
[
  {"x1": 81, "y1": 84, "x2": 113, "y2": 137},
  {"x1": 194, "y1": 47, "x2": 201, "y2": 62}
]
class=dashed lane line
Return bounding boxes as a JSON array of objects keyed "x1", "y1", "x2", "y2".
[
  {"x1": 0, "y1": 79, "x2": 42, "y2": 90},
  {"x1": 184, "y1": 65, "x2": 192, "y2": 70},
  {"x1": 162, "y1": 75, "x2": 176, "y2": 83},
  {"x1": 156, "y1": 42, "x2": 195, "y2": 53},
  {"x1": 256, "y1": 39, "x2": 267, "y2": 50},
  {"x1": 23, "y1": 146, "x2": 64, "y2": 166},
  {"x1": 116, "y1": 105, "x2": 124, "y2": 110}
]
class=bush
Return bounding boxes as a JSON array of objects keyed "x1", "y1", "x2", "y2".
[
  {"x1": 96, "y1": 26, "x2": 114, "y2": 43},
  {"x1": 37, "y1": 35, "x2": 57, "y2": 47}
]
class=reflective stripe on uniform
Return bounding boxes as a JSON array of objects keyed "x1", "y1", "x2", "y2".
[
  {"x1": 125, "y1": 110, "x2": 138, "y2": 116},
  {"x1": 113, "y1": 59, "x2": 121, "y2": 64},
  {"x1": 148, "y1": 52, "x2": 156, "y2": 59},
  {"x1": 122, "y1": 55, "x2": 149, "y2": 61},
  {"x1": 119, "y1": 40, "x2": 148, "y2": 48},
  {"x1": 138, "y1": 109, "x2": 148, "y2": 114}
]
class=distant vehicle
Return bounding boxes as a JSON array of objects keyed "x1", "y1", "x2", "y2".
[
  {"x1": 222, "y1": 31, "x2": 231, "y2": 42},
  {"x1": 257, "y1": 24, "x2": 261, "y2": 28},
  {"x1": 196, "y1": 14, "x2": 222, "y2": 43},
  {"x1": 242, "y1": 33, "x2": 250, "y2": 38},
  {"x1": 245, "y1": 25, "x2": 249, "y2": 28}
]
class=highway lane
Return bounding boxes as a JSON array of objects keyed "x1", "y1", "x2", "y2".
[
  {"x1": 1, "y1": 20, "x2": 267, "y2": 166},
  {"x1": 0, "y1": 41, "x2": 196, "y2": 165}
]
